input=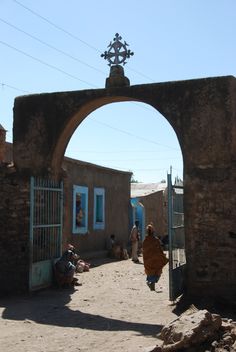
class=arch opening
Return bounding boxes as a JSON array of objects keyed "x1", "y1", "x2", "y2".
[
  {"x1": 52, "y1": 98, "x2": 183, "y2": 181},
  {"x1": 59, "y1": 99, "x2": 184, "y2": 297}
]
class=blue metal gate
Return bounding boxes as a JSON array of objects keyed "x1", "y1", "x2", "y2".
[
  {"x1": 168, "y1": 172, "x2": 186, "y2": 301},
  {"x1": 29, "y1": 177, "x2": 63, "y2": 291}
]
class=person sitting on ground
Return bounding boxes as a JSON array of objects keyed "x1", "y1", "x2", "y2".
[
  {"x1": 142, "y1": 224, "x2": 169, "y2": 291},
  {"x1": 107, "y1": 234, "x2": 129, "y2": 260},
  {"x1": 54, "y1": 244, "x2": 80, "y2": 287},
  {"x1": 76, "y1": 259, "x2": 91, "y2": 273},
  {"x1": 107, "y1": 234, "x2": 115, "y2": 257}
]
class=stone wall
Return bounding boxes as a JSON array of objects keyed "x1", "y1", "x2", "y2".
[
  {"x1": 184, "y1": 168, "x2": 236, "y2": 301},
  {"x1": 0, "y1": 166, "x2": 30, "y2": 295},
  {"x1": 0, "y1": 126, "x2": 6, "y2": 163},
  {"x1": 7, "y1": 75, "x2": 236, "y2": 302},
  {"x1": 0, "y1": 142, "x2": 131, "y2": 294}
]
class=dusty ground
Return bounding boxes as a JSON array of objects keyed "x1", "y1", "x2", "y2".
[{"x1": 0, "y1": 256, "x2": 182, "y2": 352}]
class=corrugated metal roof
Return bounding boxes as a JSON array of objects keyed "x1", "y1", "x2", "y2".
[
  {"x1": 131, "y1": 182, "x2": 167, "y2": 197},
  {"x1": 173, "y1": 178, "x2": 184, "y2": 194}
]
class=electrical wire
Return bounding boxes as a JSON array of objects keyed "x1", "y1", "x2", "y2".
[
  {"x1": 0, "y1": 39, "x2": 98, "y2": 88},
  {"x1": 11, "y1": 0, "x2": 155, "y2": 82},
  {"x1": 0, "y1": 77, "x2": 181, "y2": 153},
  {"x1": 0, "y1": 78, "x2": 181, "y2": 153},
  {"x1": 1, "y1": 3, "x2": 159, "y2": 91},
  {"x1": 1, "y1": 82, "x2": 30, "y2": 93},
  {"x1": 91, "y1": 118, "x2": 180, "y2": 150},
  {"x1": 0, "y1": 17, "x2": 106, "y2": 76},
  {"x1": 1, "y1": 1, "x2": 183, "y2": 178},
  {"x1": 12, "y1": 0, "x2": 101, "y2": 53}
]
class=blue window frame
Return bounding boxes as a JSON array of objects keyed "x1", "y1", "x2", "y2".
[
  {"x1": 93, "y1": 188, "x2": 105, "y2": 230},
  {"x1": 72, "y1": 185, "x2": 88, "y2": 234}
]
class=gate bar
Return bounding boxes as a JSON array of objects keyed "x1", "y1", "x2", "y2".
[{"x1": 167, "y1": 172, "x2": 174, "y2": 301}]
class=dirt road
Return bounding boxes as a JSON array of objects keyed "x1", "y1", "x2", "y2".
[{"x1": 0, "y1": 257, "x2": 178, "y2": 352}]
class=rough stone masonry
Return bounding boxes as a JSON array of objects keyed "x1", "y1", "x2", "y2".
[{"x1": 0, "y1": 75, "x2": 236, "y2": 301}]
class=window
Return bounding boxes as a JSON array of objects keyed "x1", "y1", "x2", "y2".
[
  {"x1": 93, "y1": 188, "x2": 105, "y2": 230},
  {"x1": 72, "y1": 185, "x2": 88, "y2": 234}
]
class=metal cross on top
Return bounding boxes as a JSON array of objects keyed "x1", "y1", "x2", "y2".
[{"x1": 101, "y1": 33, "x2": 134, "y2": 66}]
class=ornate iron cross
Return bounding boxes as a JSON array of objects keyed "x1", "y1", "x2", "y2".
[{"x1": 101, "y1": 33, "x2": 134, "y2": 66}]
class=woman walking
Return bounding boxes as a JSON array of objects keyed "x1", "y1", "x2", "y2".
[{"x1": 142, "y1": 223, "x2": 169, "y2": 291}]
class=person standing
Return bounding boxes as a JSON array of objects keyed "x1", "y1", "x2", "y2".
[
  {"x1": 130, "y1": 220, "x2": 140, "y2": 263},
  {"x1": 142, "y1": 223, "x2": 169, "y2": 291}
]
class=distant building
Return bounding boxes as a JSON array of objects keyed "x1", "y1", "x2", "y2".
[
  {"x1": 0, "y1": 128, "x2": 132, "y2": 256},
  {"x1": 130, "y1": 182, "x2": 168, "y2": 240},
  {"x1": 62, "y1": 157, "x2": 131, "y2": 255},
  {"x1": 0, "y1": 124, "x2": 7, "y2": 163}
]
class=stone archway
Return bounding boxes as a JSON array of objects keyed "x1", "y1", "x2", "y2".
[{"x1": 12, "y1": 75, "x2": 236, "y2": 301}]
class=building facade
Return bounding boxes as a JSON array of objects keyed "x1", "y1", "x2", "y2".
[
  {"x1": 130, "y1": 182, "x2": 168, "y2": 240},
  {"x1": 62, "y1": 157, "x2": 131, "y2": 255}
]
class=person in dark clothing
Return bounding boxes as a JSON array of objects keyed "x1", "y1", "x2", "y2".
[{"x1": 54, "y1": 244, "x2": 79, "y2": 287}]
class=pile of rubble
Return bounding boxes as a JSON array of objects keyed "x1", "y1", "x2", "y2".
[{"x1": 146, "y1": 308, "x2": 236, "y2": 352}]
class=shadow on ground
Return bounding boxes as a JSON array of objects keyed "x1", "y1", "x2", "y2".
[
  {"x1": 172, "y1": 293, "x2": 236, "y2": 321},
  {"x1": 0, "y1": 287, "x2": 163, "y2": 337},
  {"x1": 86, "y1": 257, "x2": 144, "y2": 268}
]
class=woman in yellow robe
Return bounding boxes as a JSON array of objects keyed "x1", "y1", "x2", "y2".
[{"x1": 142, "y1": 224, "x2": 169, "y2": 291}]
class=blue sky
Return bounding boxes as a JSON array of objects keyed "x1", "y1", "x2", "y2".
[{"x1": 0, "y1": 0, "x2": 235, "y2": 182}]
